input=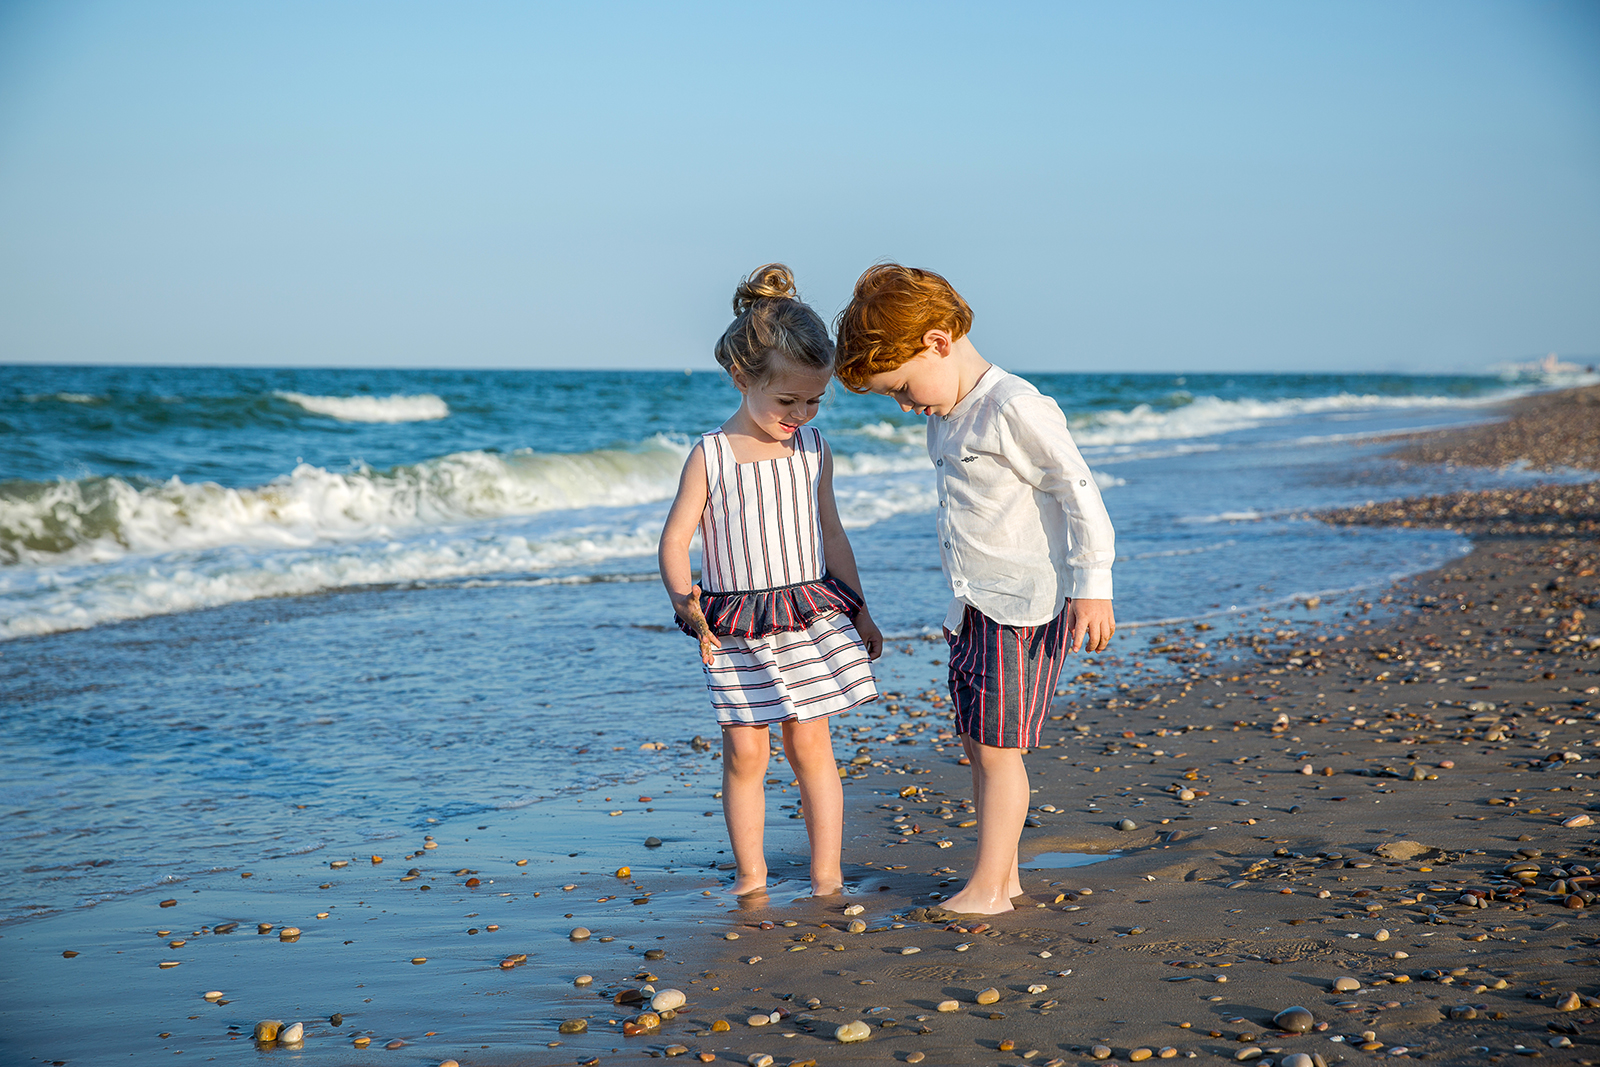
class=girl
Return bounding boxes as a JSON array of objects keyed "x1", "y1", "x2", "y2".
[{"x1": 659, "y1": 263, "x2": 883, "y2": 897}]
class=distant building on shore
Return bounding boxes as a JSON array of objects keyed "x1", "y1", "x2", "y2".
[{"x1": 1494, "y1": 352, "x2": 1596, "y2": 379}]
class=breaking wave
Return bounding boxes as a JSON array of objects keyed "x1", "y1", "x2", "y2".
[{"x1": 276, "y1": 391, "x2": 450, "y2": 423}]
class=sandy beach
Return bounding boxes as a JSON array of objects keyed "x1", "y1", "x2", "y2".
[{"x1": 5, "y1": 388, "x2": 1598, "y2": 1066}]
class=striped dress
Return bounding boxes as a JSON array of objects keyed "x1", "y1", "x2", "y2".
[{"x1": 689, "y1": 426, "x2": 878, "y2": 725}]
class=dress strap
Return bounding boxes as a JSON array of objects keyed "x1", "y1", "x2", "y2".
[{"x1": 701, "y1": 430, "x2": 728, "y2": 498}]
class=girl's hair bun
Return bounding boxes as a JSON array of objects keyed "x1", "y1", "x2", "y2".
[{"x1": 732, "y1": 263, "x2": 798, "y2": 314}]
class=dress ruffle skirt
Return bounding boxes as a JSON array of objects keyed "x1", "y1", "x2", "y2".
[{"x1": 679, "y1": 576, "x2": 877, "y2": 726}]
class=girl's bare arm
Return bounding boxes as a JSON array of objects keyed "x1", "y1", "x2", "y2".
[
  {"x1": 659, "y1": 444, "x2": 718, "y2": 665},
  {"x1": 817, "y1": 442, "x2": 883, "y2": 659}
]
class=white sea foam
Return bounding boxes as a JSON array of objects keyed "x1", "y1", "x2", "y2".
[
  {"x1": 276, "y1": 391, "x2": 451, "y2": 423},
  {"x1": 0, "y1": 440, "x2": 691, "y2": 567},
  {"x1": 0, "y1": 525, "x2": 664, "y2": 639},
  {"x1": 1070, "y1": 391, "x2": 1512, "y2": 448}
]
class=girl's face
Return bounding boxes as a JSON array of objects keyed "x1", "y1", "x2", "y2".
[{"x1": 733, "y1": 356, "x2": 831, "y2": 443}]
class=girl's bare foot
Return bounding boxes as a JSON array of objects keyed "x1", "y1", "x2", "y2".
[
  {"x1": 810, "y1": 879, "x2": 844, "y2": 896},
  {"x1": 938, "y1": 885, "x2": 1015, "y2": 916},
  {"x1": 728, "y1": 873, "x2": 769, "y2": 896}
]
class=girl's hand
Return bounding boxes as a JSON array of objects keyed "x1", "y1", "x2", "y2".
[
  {"x1": 1068, "y1": 598, "x2": 1115, "y2": 653},
  {"x1": 854, "y1": 608, "x2": 884, "y2": 660},
  {"x1": 675, "y1": 584, "x2": 720, "y2": 666}
]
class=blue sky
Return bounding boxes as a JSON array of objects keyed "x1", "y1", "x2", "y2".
[{"x1": 0, "y1": 1, "x2": 1596, "y2": 372}]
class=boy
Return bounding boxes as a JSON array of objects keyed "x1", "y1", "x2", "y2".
[{"x1": 834, "y1": 264, "x2": 1115, "y2": 915}]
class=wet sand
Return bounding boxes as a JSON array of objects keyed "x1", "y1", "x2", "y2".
[{"x1": 7, "y1": 399, "x2": 1599, "y2": 1066}]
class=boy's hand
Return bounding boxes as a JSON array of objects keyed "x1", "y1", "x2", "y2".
[
  {"x1": 854, "y1": 607, "x2": 884, "y2": 660},
  {"x1": 675, "y1": 585, "x2": 720, "y2": 666},
  {"x1": 1068, "y1": 598, "x2": 1115, "y2": 653}
]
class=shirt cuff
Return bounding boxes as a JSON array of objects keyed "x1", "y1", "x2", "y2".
[
  {"x1": 942, "y1": 597, "x2": 967, "y2": 636},
  {"x1": 1067, "y1": 570, "x2": 1114, "y2": 601}
]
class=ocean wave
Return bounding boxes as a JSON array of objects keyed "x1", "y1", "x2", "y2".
[
  {"x1": 1069, "y1": 391, "x2": 1510, "y2": 447},
  {"x1": 276, "y1": 391, "x2": 451, "y2": 423},
  {"x1": 23, "y1": 392, "x2": 103, "y2": 405},
  {"x1": 0, "y1": 440, "x2": 691, "y2": 566},
  {"x1": 0, "y1": 525, "x2": 664, "y2": 639}
]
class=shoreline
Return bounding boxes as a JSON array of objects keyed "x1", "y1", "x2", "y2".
[{"x1": 5, "y1": 394, "x2": 1599, "y2": 1065}]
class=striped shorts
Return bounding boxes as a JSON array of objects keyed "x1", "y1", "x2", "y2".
[{"x1": 947, "y1": 604, "x2": 1070, "y2": 749}]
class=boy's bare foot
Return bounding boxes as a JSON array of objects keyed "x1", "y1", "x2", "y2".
[
  {"x1": 938, "y1": 886, "x2": 1015, "y2": 916},
  {"x1": 809, "y1": 879, "x2": 844, "y2": 897}
]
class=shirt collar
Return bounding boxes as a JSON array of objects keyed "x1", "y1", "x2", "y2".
[{"x1": 943, "y1": 364, "x2": 1006, "y2": 421}]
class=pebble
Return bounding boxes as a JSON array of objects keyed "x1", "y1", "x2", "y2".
[
  {"x1": 1333, "y1": 976, "x2": 1360, "y2": 992},
  {"x1": 157, "y1": 960, "x2": 181, "y2": 969},
  {"x1": 1159, "y1": 1049, "x2": 1178, "y2": 1059},
  {"x1": 843, "y1": 904, "x2": 864, "y2": 915},
  {"x1": 1281, "y1": 1056, "x2": 1315, "y2": 1067},
  {"x1": 279, "y1": 1022, "x2": 303, "y2": 1045},
  {"x1": 835, "y1": 1020, "x2": 871, "y2": 1042},
  {"x1": 645, "y1": 948, "x2": 666, "y2": 960},
  {"x1": 937, "y1": 1000, "x2": 960, "y2": 1012},
  {"x1": 278, "y1": 927, "x2": 301, "y2": 942},
  {"x1": 1117, "y1": 819, "x2": 1138, "y2": 831},
  {"x1": 847, "y1": 920, "x2": 867, "y2": 934},
  {"x1": 711, "y1": 1020, "x2": 731, "y2": 1032},
  {"x1": 257, "y1": 923, "x2": 273, "y2": 934},
  {"x1": 698, "y1": 1055, "x2": 716, "y2": 1063},
  {"x1": 1091, "y1": 1045, "x2": 1112, "y2": 1060},
  {"x1": 907, "y1": 1054, "x2": 925, "y2": 1064},
  {"x1": 1564, "y1": 815, "x2": 1594, "y2": 828},
  {"x1": 747, "y1": 1014, "x2": 771, "y2": 1027},
  {"x1": 1373, "y1": 929, "x2": 1390, "y2": 942},
  {"x1": 1028, "y1": 983, "x2": 1048, "y2": 994},
  {"x1": 352, "y1": 1036, "x2": 370, "y2": 1048},
  {"x1": 1558, "y1": 991, "x2": 1582, "y2": 1011},
  {"x1": 725, "y1": 931, "x2": 740, "y2": 939},
  {"x1": 1391, "y1": 951, "x2": 1408, "y2": 959},
  {"x1": 1130, "y1": 1049, "x2": 1153, "y2": 1062},
  {"x1": 440, "y1": 1062, "x2": 460, "y2": 1067},
  {"x1": 616, "y1": 866, "x2": 632, "y2": 878},
  {"x1": 203, "y1": 991, "x2": 224, "y2": 1001},
  {"x1": 652, "y1": 988, "x2": 686, "y2": 1012},
  {"x1": 1273, "y1": 1006, "x2": 1314, "y2": 1033},
  {"x1": 664, "y1": 1046, "x2": 688, "y2": 1057},
  {"x1": 1235, "y1": 1048, "x2": 1263, "y2": 1062},
  {"x1": 748, "y1": 1055, "x2": 774, "y2": 1067},
  {"x1": 976, "y1": 987, "x2": 1000, "y2": 1005},
  {"x1": 575, "y1": 975, "x2": 593, "y2": 987},
  {"x1": 411, "y1": 957, "x2": 427, "y2": 965},
  {"x1": 1178, "y1": 790, "x2": 1196, "y2": 801},
  {"x1": 570, "y1": 927, "x2": 591, "y2": 941},
  {"x1": 558, "y1": 1019, "x2": 588, "y2": 1034},
  {"x1": 900, "y1": 946, "x2": 921, "y2": 955}
]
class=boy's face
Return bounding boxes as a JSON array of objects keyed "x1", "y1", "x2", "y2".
[{"x1": 863, "y1": 348, "x2": 962, "y2": 418}]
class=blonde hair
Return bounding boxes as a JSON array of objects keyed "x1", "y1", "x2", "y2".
[
  {"x1": 714, "y1": 264, "x2": 835, "y2": 384},
  {"x1": 833, "y1": 264, "x2": 974, "y2": 392}
]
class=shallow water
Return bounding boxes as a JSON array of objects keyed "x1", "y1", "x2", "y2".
[{"x1": 3, "y1": 366, "x2": 1595, "y2": 926}]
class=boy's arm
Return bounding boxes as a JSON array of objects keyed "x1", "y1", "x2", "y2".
[
  {"x1": 995, "y1": 394, "x2": 1116, "y2": 603},
  {"x1": 659, "y1": 443, "x2": 718, "y2": 665}
]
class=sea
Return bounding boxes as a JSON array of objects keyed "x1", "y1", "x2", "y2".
[{"x1": 3, "y1": 364, "x2": 1594, "y2": 927}]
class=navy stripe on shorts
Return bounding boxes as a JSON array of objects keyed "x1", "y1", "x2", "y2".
[{"x1": 947, "y1": 603, "x2": 1070, "y2": 749}]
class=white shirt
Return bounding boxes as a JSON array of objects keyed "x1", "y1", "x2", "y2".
[{"x1": 927, "y1": 365, "x2": 1115, "y2": 633}]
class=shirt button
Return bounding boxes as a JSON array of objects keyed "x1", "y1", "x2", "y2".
[
  {"x1": 943, "y1": 541, "x2": 951, "y2": 548},
  {"x1": 939, "y1": 500, "x2": 946, "y2": 507},
  {"x1": 936, "y1": 459, "x2": 943, "y2": 466},
  {"x1": 1079, "y1": 479, "x2": 1087, "y2": 486}
]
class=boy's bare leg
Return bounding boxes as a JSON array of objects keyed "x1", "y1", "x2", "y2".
[
  {"x1": 781, "y1": 717, "x2": 845, "y2": 895},
  {"x1": 721, "y1": 724, "x2": 771, "y2": 895},
  {"x1": 942, "y1": 735, "x2": 1029, "y2": 915},
  {"x1": 961, "y1": 733, "x2": 1023, "y2": 898}
]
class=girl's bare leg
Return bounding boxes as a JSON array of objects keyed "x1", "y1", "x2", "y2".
[
  {"x1": 781, "y1": 716, "x2": 844, "y2": 895},
  {"x1": 721, "y1": 724, "x2": 771, "y2": 895},
  {"x1": 942, "y1": 735, "x2": 1028, "y2": 914}
]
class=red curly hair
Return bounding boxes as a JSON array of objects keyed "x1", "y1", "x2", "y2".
[{"x1": 833, "y1": 264, "x2": 973, "y2": 393}]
